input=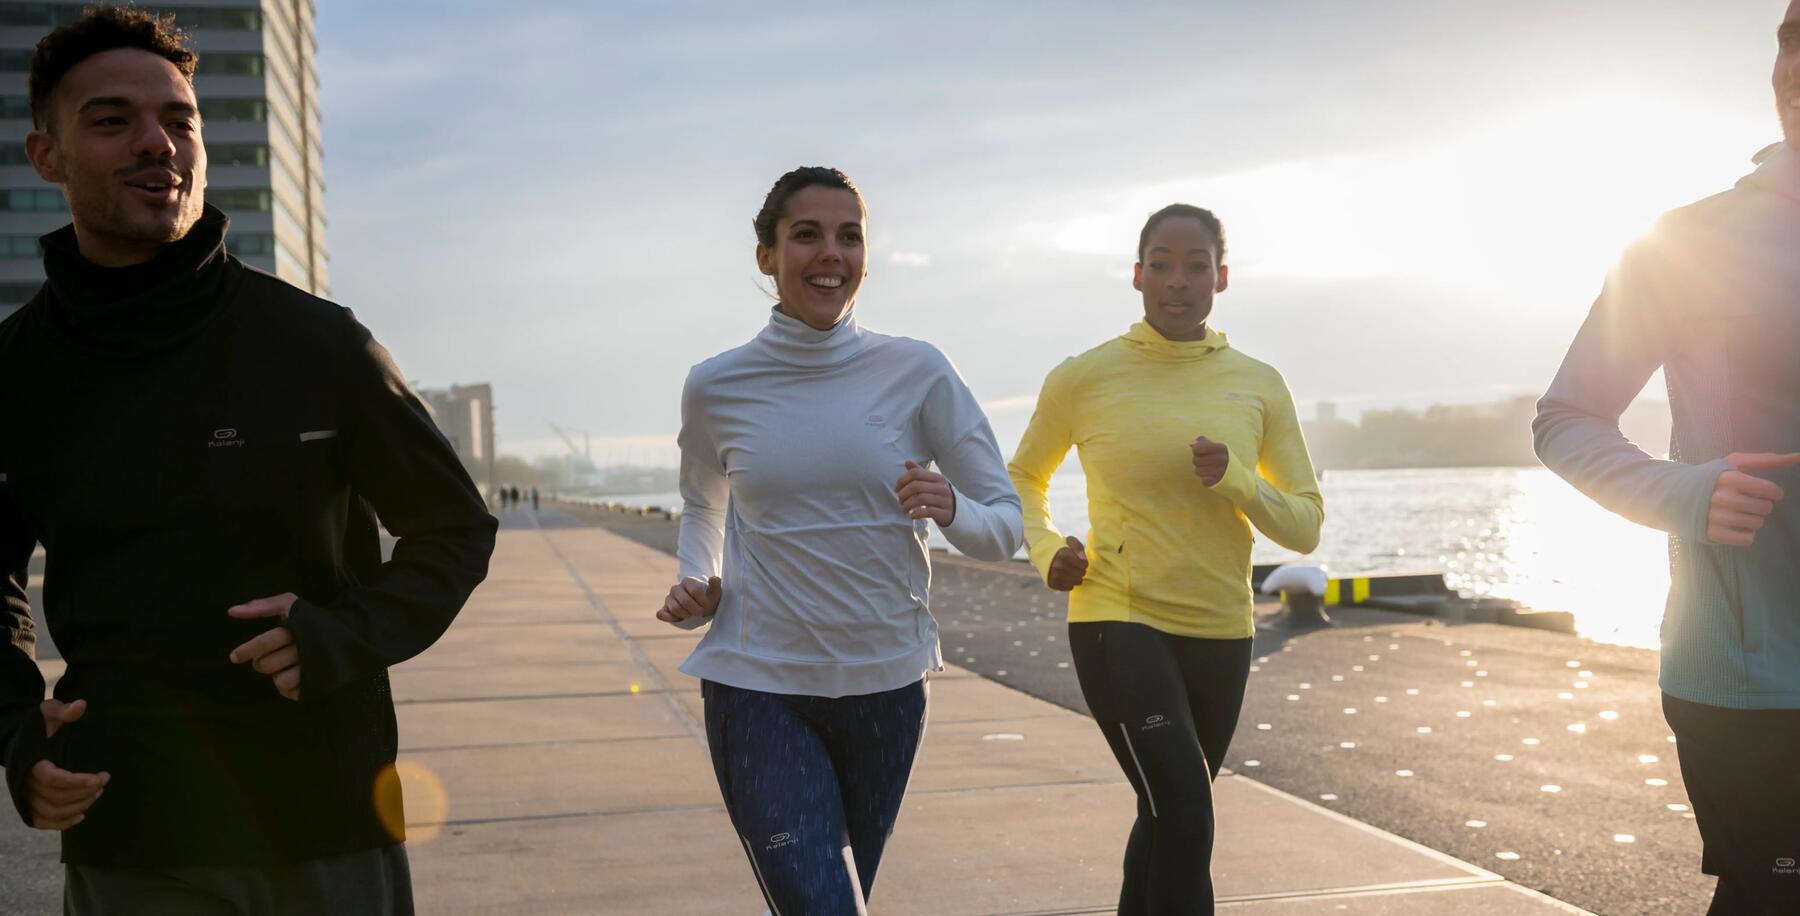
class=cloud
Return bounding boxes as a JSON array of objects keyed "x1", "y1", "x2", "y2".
[
  {"x1": 888, "y1": 251, "x2": 931, "y2": 267},
  {"x1": 1022, "y1": 91, "x2": 1768, "y2": 299}
]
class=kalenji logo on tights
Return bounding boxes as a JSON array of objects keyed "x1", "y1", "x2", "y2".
[
  {"x1": 1141, "y1": 714, "x2": 1171, "y2": 732},
  {"x1": 765, "y1": 832, "x2": 796, "y2": 852}
]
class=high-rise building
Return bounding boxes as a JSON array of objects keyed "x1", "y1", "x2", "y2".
[
  {"x1": 0, "y1": 0, "x2": 327, "y2": 323},
  {"x1": 419, "y1": 382, "x2": 498, "y2": 499}
]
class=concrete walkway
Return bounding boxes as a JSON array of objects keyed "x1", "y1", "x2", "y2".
[{"x1": 392, "y1": 526, "x2": 1591, "y2": 915}]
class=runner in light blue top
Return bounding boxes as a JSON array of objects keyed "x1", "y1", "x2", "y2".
[
  {"x1": 656, "y1": 166, "x2": 1022, "y2": 914},
  {"x1": 1533, "y1": 6, "x2": 1800, "y2": 907}
]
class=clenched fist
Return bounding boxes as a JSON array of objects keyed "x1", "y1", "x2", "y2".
[
  {"x1": 24, "y1": 699, "x2": 109, "y2": 831},
  {"x1": 1707, "y1": 452, "x2": 1800, "y2": 547},
  {"x1": 658, "y1": 576, "x2": 722, "y2": 624},
  {"x1": 1048, "y1": 535, "x2": 1088, "y2": 592},
  {"x1": 1190, "y1": 436, "x2": 1230, "y2": 486}
]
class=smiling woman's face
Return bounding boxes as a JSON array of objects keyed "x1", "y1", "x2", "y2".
[{"x1": 756, "y1": 185, "x2": 867, "y2": 331}]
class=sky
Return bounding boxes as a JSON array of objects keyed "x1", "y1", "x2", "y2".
[{"x1": 313, "y1": 1, "x2": 1789, "y2": 465}]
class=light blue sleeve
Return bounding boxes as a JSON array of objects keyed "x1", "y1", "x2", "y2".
[
  {"x1": 917, "y1": 346, "x2": 1024, "y2": 562},
  {"x1": 1533, "y1": 238, "x2": 1725, "y2": 541},
  {"x1": 673, "y1": 367, "x2": 727, "y2": 629}
]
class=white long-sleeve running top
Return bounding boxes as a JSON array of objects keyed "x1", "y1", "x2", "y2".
[{"x1": 674, "y1": 307, "x2": 1024, "y2": 697}]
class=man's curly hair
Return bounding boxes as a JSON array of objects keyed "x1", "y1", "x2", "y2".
[{"x1": 29, "y1": 5, "x2": 198, "y2": 131}]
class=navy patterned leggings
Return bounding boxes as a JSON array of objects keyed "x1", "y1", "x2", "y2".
[{"x1": 702, "y1": 678, "x2": 929, "y2": 915}]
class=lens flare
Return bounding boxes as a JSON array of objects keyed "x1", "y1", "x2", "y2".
[{"x1": 373, "y1": 759, "x2": 450, "y2": 844}]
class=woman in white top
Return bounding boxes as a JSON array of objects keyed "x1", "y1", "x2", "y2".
[{"x1": 658, "y1": 166, "x2": 1023, "y2": 913}]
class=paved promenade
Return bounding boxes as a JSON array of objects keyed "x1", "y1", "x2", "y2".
[
  {"x1": 5, "y1": 518, "x2": 1594, "y2": 913},
  {"x1": 390, "y1": 521, "x2": 1588, "y2": 914}
]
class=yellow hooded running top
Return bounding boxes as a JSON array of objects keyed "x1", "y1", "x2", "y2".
[{"x1": 1008, "y1": 322, "x2": 1324, "y2": 639}]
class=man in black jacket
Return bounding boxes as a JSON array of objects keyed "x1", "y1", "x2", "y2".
[{"x1": 0, "y1": 8, "x2": 497, "y2": 913}]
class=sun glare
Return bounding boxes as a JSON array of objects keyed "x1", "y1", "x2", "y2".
[{"x1": 1035, "y1": 92, "x2": 1771, "y2": 306}]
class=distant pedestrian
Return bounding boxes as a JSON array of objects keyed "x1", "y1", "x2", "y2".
[
  {"x1": 530, "y1": 487, "x2": 539, "y2": 512},
  {"x1": 509, "y1": 485, "x2": 520, "y2": 508},
  {"x1": 0, "y1": 9, "x2": 496, "y2": 914},
  {"x1": 1009, "y1": 204, "x2": 1323, "y2": 913},
  {"x1": 658, "y1": 166, "x2": 1022, "y2": 913},
  {"x1": 1535, "y1": 5, "x2": 1800, "y2": 912}
]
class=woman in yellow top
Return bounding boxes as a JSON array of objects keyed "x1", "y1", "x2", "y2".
[{"x1": 1008, "y1": 203, "x2": 1324, "y2": 914}]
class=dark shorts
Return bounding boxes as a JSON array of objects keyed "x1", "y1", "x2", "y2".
[
  {"x1": 64, "y1": 843, "x2": 413, "y2": 916},
  {"x1": 1662, "y1": 694, "x2": 1800, "y2": 907}
]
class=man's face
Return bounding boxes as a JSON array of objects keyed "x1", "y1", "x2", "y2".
[
  {"x1": 1777, "y1": 1, "x2": 1800, "y2": 148},
  {"x1": 25, "y1": 48, "x2": 206, "y2": 266}
]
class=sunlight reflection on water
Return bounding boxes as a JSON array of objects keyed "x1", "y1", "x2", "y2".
[{"x1": 1020, "y1": 467, "x2": 1669, "y2": 649}]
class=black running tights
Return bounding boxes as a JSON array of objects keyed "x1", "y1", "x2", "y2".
[{"x1": 1069, "y1": 621, "x2": 1254, "y2": 916}]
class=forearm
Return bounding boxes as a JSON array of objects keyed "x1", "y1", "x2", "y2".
[
  {"x1": 675, "y1": 503, "x2": 725, "y2": 583},
  {"x1": 941, "y1": 483, "x2": 1024, "y2": 562},
  {"x1": 1534, "y1": 398, "x2": 1723, "y2": 538},
  {"x1": 933, "y1": 427, "x2": 1025, "y2": 561},
  {"x1": 1007, "y1": 379, "x2": 1075, "y2": 580},
  {"x1": 1532, "y1": 239, "x2": 1713, "y2": 536},
  {"x1": 1210, "y1": 450, "x2": 1325, "y2": 553},
  {"x1": 286, "y1": 511, "x2": 496, "y2": 696}
]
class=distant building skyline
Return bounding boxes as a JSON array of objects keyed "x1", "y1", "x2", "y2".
[
  {"x1": 419, "y1": 381, "x2": 496, "y2": 497},
  {"x1": 0, "y1": 0, "x2": 328, "y2": 323}
]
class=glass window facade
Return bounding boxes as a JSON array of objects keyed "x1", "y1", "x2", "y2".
[
  {"x1": 0, "y1": 3, "x2": 85, "y2": 27},
  {"x1": 207, "y1": 143, "x2": 270, "y2": 167},
  {"x1": 226, "y1": 232, "x2": 276, "y2": 258},
  {"x1": 0, "y1": 5, "x2": 259, "y2": 30},
  {"x1": 199, "y1": 98, "x2": 267, "y2": 123},
  {"x1": 195, "y1": 53, "x2": 264, "y2": 77},
  {"x1": 154, "y1": 7, "x2": 261, "y2": 31},
  {"x1": 1, "y1": 189, "x2": 64, "y2": 211},
  {"x1": 209, "y1": 188, "x2": 272, "y2": 212},
  {"x1": 0, "y1": 235, "x2": 42, "y2": 259}
]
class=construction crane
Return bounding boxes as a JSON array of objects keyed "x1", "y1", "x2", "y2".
[{"x1": 547, "y1": 421, "x2": 600, "y2": 487}]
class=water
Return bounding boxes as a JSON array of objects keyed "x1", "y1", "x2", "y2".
[
  {"x1": 591, "y1": 468, "x2": 1671, "y2": 649},
  {"x1": 1017, "y1": 467, "x2": 1669, "y2": 649},
  {"x1": 583, "y1": 491, "x2": 682, "y2": 511}
]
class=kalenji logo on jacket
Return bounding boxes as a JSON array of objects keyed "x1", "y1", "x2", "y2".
[{"x1": 208, "y1": 427, "x2": 245, "y2": 448}]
